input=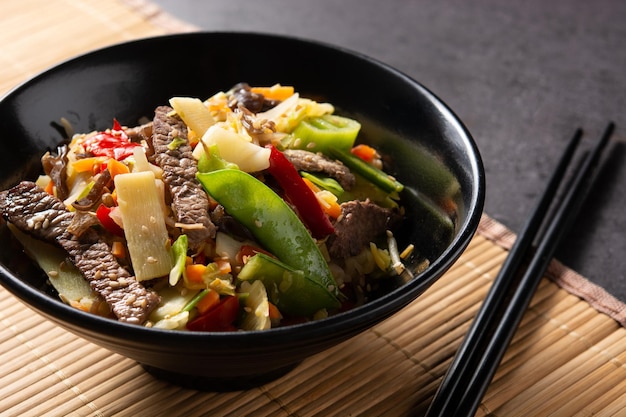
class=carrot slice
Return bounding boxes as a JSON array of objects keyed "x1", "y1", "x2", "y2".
[
  {"x1": 72, "y1": 157, "x2": 107, "y2": 173},
  {"x1": 107, "y1": 158, "x2": 130, "y2": 179},
  {"x1": 302, "y1": 178, "x2": 342, "y2": 219},
  {"x1": 350, "y1": 144, "x2": 378, "y2": 162},
  {"x1": 44, "y1": 179, "x2": 55, "y2": 196},
  {"x1": 250, "y1": 85, "x2": 295, "y2": 101},
  {"x1": 196, "y1": 289, "x2": 220, "y2": 314},
  {"x1": 268, "y1": 302, "x2": 283, "y2": 320},
  {"x1": 185, "y1": 264, "x2": 207, "y2": 284}
]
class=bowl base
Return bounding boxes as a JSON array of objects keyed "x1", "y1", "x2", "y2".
[{"x1": 141, "y1": 362, "x2": 300, "y2": 391}]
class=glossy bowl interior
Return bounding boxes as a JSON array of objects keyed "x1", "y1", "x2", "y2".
[{"x1": 0, "y1": 32, "x2": 484, "y2": 390}]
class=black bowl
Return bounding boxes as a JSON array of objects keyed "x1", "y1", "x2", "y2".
[{"x1": 0, "y1": 32, "x2": 484, "y2": 390}]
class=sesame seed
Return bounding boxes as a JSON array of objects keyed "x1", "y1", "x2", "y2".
[{"x1": 48, "y1": 270, "x2": 59, "y2": 278}]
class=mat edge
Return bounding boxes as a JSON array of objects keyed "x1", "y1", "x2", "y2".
[{"x1": 477, "y1": 214, "x2": 626, "y2": 327}]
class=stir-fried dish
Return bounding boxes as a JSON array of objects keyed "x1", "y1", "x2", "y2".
[{"x1": 0, "y1": 83, "x2": 425, "y2": 331}]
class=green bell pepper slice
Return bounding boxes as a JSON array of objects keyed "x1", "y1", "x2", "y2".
[
  {"x1": 196, "y1": 169, "x2": 340, "y2": 313},
  {"x1": 290, "y1": 114, "x2": 361, "y2": 153}
]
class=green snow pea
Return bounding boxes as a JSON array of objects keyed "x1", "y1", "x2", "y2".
[
  {"x1": 197, "y1": 143, "x2": 239, "y2": 172},
  {"x1": 238, "y1": 253, "x2": 339, "y2": 316},
  {"x1": 196, "y1": 169, "x2": 340, "y2": 313}
]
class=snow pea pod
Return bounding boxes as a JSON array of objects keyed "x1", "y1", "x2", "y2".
[
  {"x1": 196, "y1": 169, "x2": 340, "y2": 311},
  {"x1": 238, "y1": 253, "x2": 339, "y2": 317}
]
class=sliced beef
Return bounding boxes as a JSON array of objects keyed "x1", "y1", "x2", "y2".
[
  {"x1": 326, "y1": 199, "x2": 402, "y2": 259},
  {"x1": 125, "y1": 121, "x2": 153, "y2": 142},
  {"x1": 0, "y1": 181, "x2": 160, "y2": 324},
  {"x1": 150, "y1": 106, "x2": 216, "y2": 250},
  {"x1": 283, "y1": 149, "x2": 355, "y2": 190},
  {"x1": 66, "y1": 210, "x2": 100, "y2": 238}
]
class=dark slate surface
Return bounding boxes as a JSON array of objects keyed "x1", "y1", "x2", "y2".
[{"x1": 152, "y1": 0, "x2": 626, "y2": 302}]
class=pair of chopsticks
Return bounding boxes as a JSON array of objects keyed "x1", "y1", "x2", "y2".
[{"x1": 425, "y1": 122, "x2": 616, "y2": 417}]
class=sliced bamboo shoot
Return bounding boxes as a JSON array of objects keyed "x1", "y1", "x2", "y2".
[
  {"x1": 7, "y1": 223, "x2": 94, "y2": 303},
  {"x1": 114, "y1": 171, "x2": 172, "y2": 281},
  {"x1": 169, "y1": 96, "x2": 215, "y2": 137},
  {"x1": 195, "y1": 125, "x2": 270, "y2": 172}
]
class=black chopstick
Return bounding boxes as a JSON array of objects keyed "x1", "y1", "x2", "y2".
[{"x1": 425, "y1": 122, "x2": 615, "y2": 417}]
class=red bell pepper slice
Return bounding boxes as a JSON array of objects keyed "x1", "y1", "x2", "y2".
[
  {"x1": 186, "y1": 295, "x2": 240, "y2": 332},
  {"x1": 95, "y1": 204, "x2": 124, "y2": 237},
  {"x1": 236, "y1": 244, "x2": 276, "y2": 264},
  {"x1": 83, "y1": 119, "x2": 140, "y2": 161},
  {"x1": 267, "y1": 146, "x2": 334, "y2": 239}
]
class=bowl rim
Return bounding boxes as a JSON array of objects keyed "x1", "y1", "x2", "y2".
[{"x1": 0, "y1": 31, "x2": 485, "y2": 346}]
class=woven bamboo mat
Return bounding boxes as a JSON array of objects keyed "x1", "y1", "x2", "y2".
[{"x1": 2, "y1": 1, "x2": 626, "y2": 416}]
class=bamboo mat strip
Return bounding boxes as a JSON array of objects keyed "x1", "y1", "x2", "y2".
[
  {"x1": 0, "y1": 0, "x2": 194, "y2": 96},
  {"x1": 2, "y1": 1, "x2": 626, "y2": 416}
]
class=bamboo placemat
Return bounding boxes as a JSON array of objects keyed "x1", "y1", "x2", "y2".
[{"x1": 2, "y1": 1, "x2": 626, "y2": 416}]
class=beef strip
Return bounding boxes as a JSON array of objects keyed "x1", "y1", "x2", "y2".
[
  {"x1": 283, "y1": 149, "x2": 356, "y2": 190},
  {"x1": 326, "y1": 199, "x2": 402, "y2": 259},
  {"x1": 150, "y1": 106, "x2": 216, "y2": 250},
  {"x1": 0, "y1": 181, "x2": 160, "y2": 324},
  {"x1": 125, "y1": 121, "x2": 153, "y2": 142},
  {"x1": 66, "y1": 210, "x2": 100, "y2": 238}
]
